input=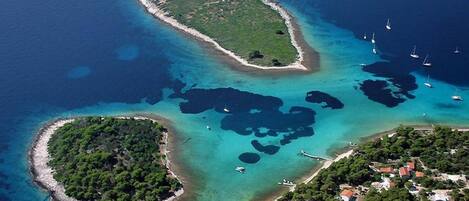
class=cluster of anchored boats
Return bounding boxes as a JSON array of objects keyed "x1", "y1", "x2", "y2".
[{"x1": 363, "y1": 18, "x2": 463, "y2": 101}]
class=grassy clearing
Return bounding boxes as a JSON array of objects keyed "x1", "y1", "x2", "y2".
[{"x1": 161, "y1": 0, "x2": 298, "y2": 66}]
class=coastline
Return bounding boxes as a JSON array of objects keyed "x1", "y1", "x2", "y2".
[
  {"x1": 137, "y1": 0, "x2": 318, "y2": 72},
  {"x1": 29, "y1": 115, "x2": 185, "y2": 201},
  {"x1": 265, "y1": 124, "x2": 469, "y2": 201},
  {"x1": 29, "y1": 118, "x2": 76, "y2": 201}
]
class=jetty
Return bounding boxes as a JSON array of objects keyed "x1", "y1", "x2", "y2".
[{"x1": 300, "y1": 150, "x2": 330, "y2": 160}]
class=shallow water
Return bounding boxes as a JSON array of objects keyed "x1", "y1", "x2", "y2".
[{"x1": 0, "y1": 0, "x2": 468, "y2": 200}]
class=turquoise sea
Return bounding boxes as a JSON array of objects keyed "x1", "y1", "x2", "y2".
[{"x1": 0, "y1": 0, "x2": 468, "y2": 200}]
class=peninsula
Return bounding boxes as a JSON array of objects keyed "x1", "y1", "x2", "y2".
[
  {"x1": 279, "y1": 126, "x2": 469, "y2": 201},
  {"x1": 30, "y1": 117, "x2": 183, "y2": 201},
  {"x1": 139, "y1": 0, "x2": 317, "y2": 71}
]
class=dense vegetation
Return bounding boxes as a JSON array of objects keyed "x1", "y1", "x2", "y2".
[
  {"x1": 160, "y1": 0, "x2": 298, "y2": 66},
  {"x1": 280, "y1": 126, "x2": 469, "y2": 201},
  {"x1": 48, "y1": 117, "x2": 181, "y2": 201},
  {"x1": 360, "y1": 126, "x2": 468, "y2": 174}
]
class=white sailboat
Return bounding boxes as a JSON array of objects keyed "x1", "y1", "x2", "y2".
[
  {"x1": 454, "y1": 47, "x2": 461, "y2": 54},
  {"x1": 422, "y1": 54, "x2": 432, "y2": 67},
  {"x1": 223, "y1": 107, "x2": 230, "y2": 113},
  {"x1": 410, "y1": 46, "x2": 420, "y2": 59},
  {"x1": 371, "y1": 32, "x2": 376, "y2": 44},
  {"x1": 372, "y1": 44, "x2": 377, "y2": 54},
  {"x1": 452, "y1": 89, "x2": 463, "y2": 101},
  {"x1": 385, "y1": 18, "x2": 391, "y2": 30},
  {"x1": 423, "y1": 74, "x2": 432, "y2": 88},
  {"x1": 363, "y1": 33, "x2": 367, "y2": 40}
]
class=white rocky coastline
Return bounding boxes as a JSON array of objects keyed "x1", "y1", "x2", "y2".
[
  {"x1": 30, "y1": 117, "x2": 184, "y2": 201},
  {"x1": 138, "y1": 0, "x2": 308, "y2": 71},
  {"x1": 30, "y1": 119, "x2": 77, "y2": 201}
]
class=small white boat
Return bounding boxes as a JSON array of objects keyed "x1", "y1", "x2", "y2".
[
  {"x1": 422, "y1": 54, "x2": 432, "y2": 67},
  {"x1": 235, "y1": 166, "x2": 245, "y2": 173},
  {"x1": 385, "y1": 18, "x2": 391, "y2": 30},
  {"x1": 223, "y1": 107, "x2": 230, "y2": 113},
  {"x1": 454, "y1": 47, "x2": 461, "y2": 54},
  {"x1": 423, "y1": 74, "x2": 432, "y2": 88},
  {"x1": 452, "y1": 95, "x2": 463, "y2": 101},
  {"x1": 206, "y1": 125, "x2": 211, "y2": 130},
  {"x1": 363, "y1": 33, "x2": 367, "y2": 40},
  {"x1": 410, "y1": 46, "x2": 420, "y2": 59},
  {"x1": 452, "y1": 89, "x2": 463, "y2": 101},
  {"x1": 278, "y1": 178, "x2": 295, "y2": 186},
  {"x1": 360, "y1": 63, "x2": 367, "y2": 66},
  {"x1": 372, "y1": 44, "x2": 377, "y2": 54},
  {"x1": 371, "y1": 32, "x2": 376, "y2": 44}
]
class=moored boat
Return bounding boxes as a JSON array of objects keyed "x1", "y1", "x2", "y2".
[
  {"x1": 410, "y1": 46, "x2": 420, "y2": 59},
  {"x1": 424, "y1": 74, "x2": 432, "y2": 88},
  {"x1": 385, "y1": 18, "x2": 391, "y2": 30},
  {"x1": 278, "y1": 178, "x2": 295, "y2": 186},
  {"x1": 422, "y1": 54, "x2": 432, "y2": 67},
  {"x1": 235, "y1": 166, "x2": 246, "y2": 173}
]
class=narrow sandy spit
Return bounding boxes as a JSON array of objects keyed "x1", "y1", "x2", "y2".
[
  {"x1": 137, "y1": 0, "x2": 311, "y2": 71},
  {"x1": 29, "y1": 116, "x2": 184, "y2": 201}
]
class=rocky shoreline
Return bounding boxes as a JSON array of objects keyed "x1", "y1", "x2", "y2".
[
  {"x1": 29, "y1": 116, "x2": 184, "y2": 201},
  {"x1": 29, "y1": 119, "x2": 76, "y2": 201},
  {"x1": 137, "y1": 0, "x2": 316, "y2": 71}
]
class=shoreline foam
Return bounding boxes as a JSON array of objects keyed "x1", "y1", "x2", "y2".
[
  {"x1": 29, "y1": 116, "x2": 184, "y2": 201},
  {"x1": 138, "y1": 0, "x2": 314, "y2": 71}
]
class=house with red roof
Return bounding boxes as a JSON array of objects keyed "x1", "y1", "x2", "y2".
[
  {"x1": 399, "y1": 167, "x2": 410, "y2": 178},
  {"x1": 379, "y1": 167, "x2": 394, "y2": 174},
  {"x1": 340, "y1": 189, "x2": 355, "y2": 201},
  {"x1": 407, "y1": 161, "x2": 415, "y2": 171},
  {"x1": 415, "y1": 171, "x2": 425, "y2": 178}
]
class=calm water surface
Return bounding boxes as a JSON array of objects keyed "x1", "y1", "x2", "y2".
[{"x1": 0, "y1": 0, "x2": 468, "y2": 200}]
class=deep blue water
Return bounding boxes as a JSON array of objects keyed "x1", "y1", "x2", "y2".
[
  {"x1": 286, "y1": 0, "x2": 469, "y2": 107},
  {"x1": 1, "y1": 0, "x2": 468, "y2": 200},
  {"x1": 0, "y1": 0, "x2": 177, "y2": 199}
]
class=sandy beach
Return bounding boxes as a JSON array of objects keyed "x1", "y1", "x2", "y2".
[
  {"x1": 137, "y1": 0, "x2": 317, "y2": 72},
  {"x1": 29, "y1": 116, "x2": 184, "y2": 201}
]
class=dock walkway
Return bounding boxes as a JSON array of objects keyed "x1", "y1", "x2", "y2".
[{"x1": 300, "y1": 150, "x2": 330, "y2": 160}]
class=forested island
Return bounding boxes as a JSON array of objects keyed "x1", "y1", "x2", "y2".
[
  {"x1": 32, "y1": 117, "x2": 182, "y2": 201},
  {"x1": 139, "y1": 0, "x2": 315, "y2": 70},
  {"x1": 280, "y1": 126, "x2": 468, "y2": 201}
]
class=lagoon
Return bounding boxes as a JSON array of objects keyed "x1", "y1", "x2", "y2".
[{"x1": 0, "y1": 0, "x2": 468, "y2": 200}]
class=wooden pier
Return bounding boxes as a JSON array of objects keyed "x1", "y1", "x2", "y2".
[{"x1": 300, "y1": 150, "x2": 330, "y2": 160}]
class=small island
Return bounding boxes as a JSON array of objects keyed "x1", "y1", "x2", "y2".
[
  {"x1": 30, "y1": 117, "x2": 182, "y2": 201},
  {"x1": 139, "y1": 0, "x2": 316, "y2": 70},
  {"x1": 280, "y1": 126, "x2": 468, "y2": 201}
]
